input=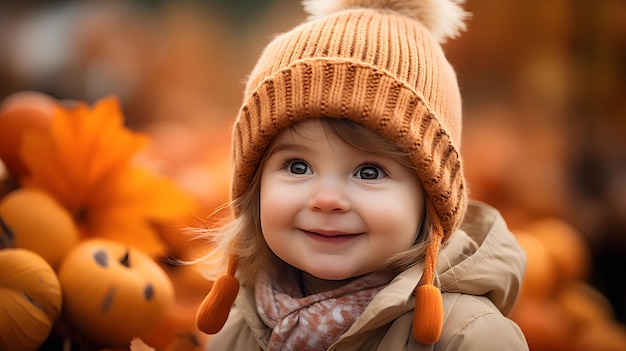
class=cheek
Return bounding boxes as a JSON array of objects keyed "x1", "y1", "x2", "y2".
[
  {"x1": 364, "y1": 188, "x2": 423, "y2": 245},
  {"x1": 259, "y1": 178, "x2": 297, "y2": 234},
  {"x1": 259, "y1": 184, "x2": 295, "y2": 260},
  {"x1": 368, "y1": 205, "x2": 420, "y2": 245}
]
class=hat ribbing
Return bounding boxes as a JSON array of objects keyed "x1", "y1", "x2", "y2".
[{"x1": 197, "y1": 0, "x2": 469, "y2": 344}]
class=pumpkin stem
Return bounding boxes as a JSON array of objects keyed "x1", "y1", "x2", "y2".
[
  {"x1": 0, "y1": 215, "x2": 15, "y2": 249},
  {"x1": 120, "y1": 249, "x2": 130, "y2": 267}
]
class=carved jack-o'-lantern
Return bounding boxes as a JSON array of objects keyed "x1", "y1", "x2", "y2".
[{"x1": 57, "y1": 238, "x2": 174, "y2": 348}]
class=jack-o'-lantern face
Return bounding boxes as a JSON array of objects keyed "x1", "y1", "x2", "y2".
[{"x1": 57, "y1": 238, "x2": 174, "y2": 348}]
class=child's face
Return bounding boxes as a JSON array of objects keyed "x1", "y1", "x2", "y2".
[{"x1": 259, "y1": 119, "x2": 425, "y2": 281}]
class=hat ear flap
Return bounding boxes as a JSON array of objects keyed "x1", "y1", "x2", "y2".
[
  {"x1": 196, "y1": 255, "x2": 240, "y2": 334},
  {"x1": 412, "y1": 200, "x2": 445, "y2": 344},
  {"x1": 196, "y1": 273, "x2": 240, "y2": 334}
]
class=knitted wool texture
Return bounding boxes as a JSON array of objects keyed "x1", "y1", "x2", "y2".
[{"x1": 197, "y1": 0, "x2": 468, "y2": 345}]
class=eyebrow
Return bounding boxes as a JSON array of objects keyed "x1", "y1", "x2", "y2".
[{"x1": 264, "y1": 142, "x2": 310, "y2": 159}]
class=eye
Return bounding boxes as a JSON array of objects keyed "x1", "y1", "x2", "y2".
[
  {"x1": 286, "y1": 160, "x2": 311, "y2": 175},
  {"x1": 354, "y1": 164, "x2": 385, "y2": 180}
]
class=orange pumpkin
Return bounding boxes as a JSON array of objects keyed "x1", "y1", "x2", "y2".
[
  {"x1": 513, "y1": 230, "x2": 558, "y2": 299},
  {"x1": 0, "y1": 91, "x2": 58, "y2": 180},
  {"x1": 522, "y1": 218, "x2": 591, "y2": 285},
  {"x1": 575, "y1": 320, "x2": 626, "y2": 351},
  {"x1": 556, "y1": 281, "x2": 614, "y2": 329},
  {"x1": 509, "y1": 298, "x2": 574, "y2": 351},
  {"x1": 0, "y1": 187, "x2": 80, "y2": 269},
  {"x1": 0, "y1": 248, "x2": 63, "y2": 351},
  {"x1": 143, "y1": 263, "x2": 212, "y2": 349},
  {"x1": 57, "y1": 238, "x2": 175, "y2": 348},
  {"x1": 142, "y1": 297, "x2": 208, "y2": 350},
  {"x1": 0, "y1": 158, "x2": 17, "y2": 198}
]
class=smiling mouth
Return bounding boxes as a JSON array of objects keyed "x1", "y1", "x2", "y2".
[{"x1": 301, "y1": 229, "x2": 362, "y2": 242}]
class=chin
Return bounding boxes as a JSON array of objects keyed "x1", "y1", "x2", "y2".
[
  {"x1": 306, "y1": 268, "x2": 363, "y2": 281},
  {"x1": 313, "y1": 273, "x2": 349, "y2": 281}
]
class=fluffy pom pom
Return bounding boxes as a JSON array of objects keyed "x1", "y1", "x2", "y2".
[{"x1": 302, "y1": 0, "x2": 470, "y2": 43}]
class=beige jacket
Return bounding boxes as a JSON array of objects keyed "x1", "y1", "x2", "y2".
[{"x1": 205, "y1": 201, "x2": 529, "y2": 350}]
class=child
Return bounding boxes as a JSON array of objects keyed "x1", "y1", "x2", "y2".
[{"x1": 195, "y1": 0, "x2": 529, "y2": 349}]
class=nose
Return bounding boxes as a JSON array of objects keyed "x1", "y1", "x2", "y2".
[{"x1": 308, "y1": 178, "x2": 351, "y2": 213}]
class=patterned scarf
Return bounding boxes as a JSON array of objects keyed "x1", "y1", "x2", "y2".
[{"x1": 255, "y1": 268, "x2": 394, "y2": 351}]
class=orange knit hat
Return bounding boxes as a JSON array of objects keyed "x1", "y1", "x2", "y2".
[{"x1": 197, "y1": 0, "x2": 469, "y2": 344}]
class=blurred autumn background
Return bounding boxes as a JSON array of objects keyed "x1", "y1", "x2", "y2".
[{"x1": 0, "y1": 0, "x2": 625, "y2": 350}]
